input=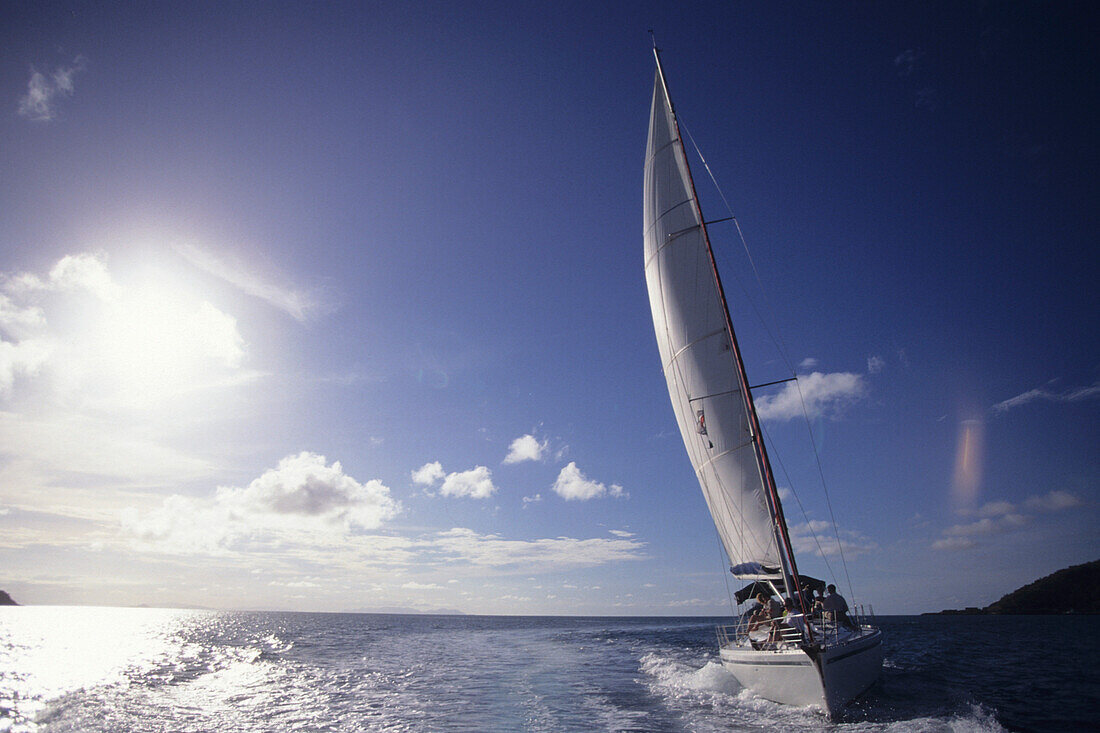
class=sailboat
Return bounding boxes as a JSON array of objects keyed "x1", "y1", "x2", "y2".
[{"x1": 643, "y1": 47, "x2": 883, "y2": 717}]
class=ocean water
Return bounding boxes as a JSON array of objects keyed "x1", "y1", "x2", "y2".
[{"x1": 1, "y1": 609, "x2": 1096, "y2": 732}]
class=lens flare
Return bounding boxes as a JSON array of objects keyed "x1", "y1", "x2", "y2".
[{"x1": 951, "y1": 417, "x2": 984, "y2": 513}]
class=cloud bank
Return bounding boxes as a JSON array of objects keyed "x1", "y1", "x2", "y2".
[
  {"x1": 931, "y1": 490, "x2": 1082, "y2": 551},
  {"x1": 123, "y1": 452, "x2": 400, "y2": 553},
  {"x1": 430, "y1": 527, "x2": 645, "y2": 569}
]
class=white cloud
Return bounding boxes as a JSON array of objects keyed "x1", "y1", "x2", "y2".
[
  {"x1": 521, "y1": 493, "x2": 542, "y2": 508},
  {"x1": 46, "y1": 253, "x2": 121, "y2": 301},
  {"x1": 18, "y1": 56, "x2": 87, "y2": 121},
  {"x1": 867, "y1": 355, "x2": 885, "y2": 374},
  {"x1": 226, "y1": 452, "x2": 397, "y2": 525},
  {"x1": 173, "y1": 242, "x2": 317, "y2": 322},
  {"x1": 798, "y1": 357, "x2": 818, "y2": 369},
  {"x1": 931, "y1": 537, "x2": 976, "y2": 551},
  {"x1": 1025, "y1": 490, "x2": 1082, "y2": 512},
  {"x1": 0, "y1": 253, "x2": 268, "y2": 515},
  {"x1": 1, "y1": 252, "x2": 251, "y2": 408},
  {"x1": 429, "y1": 527, "x2": 645, "y2": 570},
  {"x1": 4, "y1": 252, "x2": 119, "y2": 302},
  {"x1": 992, "y1": 380, "x2": 1100, "y2": 414},
  {"x1": 0, "y1": 411, "x2": 212, "y2": 485},
  {"x1": 122, "y1": 452, "x2": 399, "y2": 553},
  {"x1": 943, "y1": 514, "x2": 1028, "y2": 538},
  {"x1": 401, "y1": 581, "x2": 441, "y2": 590},
  {"x1": 609, "y1": 529, "x2": 634, "y2": 537},
  {"x1": 411, "y1": 461, "x2": 445, "y2": 486},
  {"x1": 440, "y1": 466, "x2": 496, "y2": 500},
  {"x1": 755, "y1": 371, "x2": 866, "y2": 421},
  {"x1": 414, "y1": 462, "x2": 498, "y2": 500},
  {"x1": 0, "y1": 338, "x2": 50, "y2": 396},
  {"x1": 788, "y1": 520, "x2": 877, "y2": 559},
  {"x1": 502, "y1": 434, "x2": 546, "y2": 464},
  {"x1": 978, "y1": 500, "x2": 1016, "y2": 517},
  {"x1": 0, "y1": 294, "x2": 46, "y2": 337},
  {"x1": 551, "y1": 462, "x2": 624, "y2": 501},
  {"x1": 932, "y1": 490, "x2": 1082, "y2": 551},
  {"x1": 270, "y1": 579, "x2": 320, "y2": 588}
]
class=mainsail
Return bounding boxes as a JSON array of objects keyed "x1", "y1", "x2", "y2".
[{"x1": 643, "y1": 66, "x2": 782, "y2": 576}]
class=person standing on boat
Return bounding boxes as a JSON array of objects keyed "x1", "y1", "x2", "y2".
[{"x1": 822, "y1": 584, "x2": 857, "y2": 630}]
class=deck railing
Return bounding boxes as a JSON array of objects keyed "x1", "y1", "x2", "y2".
[{"x1": 716, "y1": 606, "x2": 875, "y2": 652}]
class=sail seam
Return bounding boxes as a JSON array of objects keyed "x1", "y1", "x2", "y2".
[
  {"x1": 695, "y1": 440, "x2": 754, "y2": 472},
  {"x1": 643, "y1": 137, "x2": 679, "y2": 166},
  {"x1": 662, "y1": 328, "x2": 726, "y2": 370},
  {"x1": 643, "y1": 224, "x2": 700, "y2": 268},
  {"x1": 642, "y1": 199, "x2": 694, "y2": 240},
  {"x1": 688, "y1": 387, "x2": 743, "y2": 403}
]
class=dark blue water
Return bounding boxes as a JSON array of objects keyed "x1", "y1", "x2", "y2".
[{"x1": 1, "y1": 608, "x2": 1095, "y2": 731}]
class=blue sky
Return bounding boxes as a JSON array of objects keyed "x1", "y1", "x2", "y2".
[{"x1": 1, "y1": 2, "x2": 1096, "y2": 615}]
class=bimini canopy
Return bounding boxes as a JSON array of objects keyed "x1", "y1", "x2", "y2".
[{"x1": 734, "y1": 575, "x2": 826, "y2": 605}]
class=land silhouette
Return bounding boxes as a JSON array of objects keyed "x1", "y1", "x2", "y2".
[{"x1": 931, "y1": 559, "x2": 1099, "y2": 615}]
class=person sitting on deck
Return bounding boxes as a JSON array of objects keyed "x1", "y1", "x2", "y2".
[
  {"x1": 822, "y1": 584, "x2": 858, "y2": 631},
  {"x1": 811, "y1": 588, "x2": 825, "y2": 616},
  {"x1": 770, "y1": 597, "x2": 806, "y2": 645},
  {"x1": 747, "y1": 592, "x2": 782, "y2": 633}
]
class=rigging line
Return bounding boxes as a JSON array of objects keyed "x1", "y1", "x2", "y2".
[
  {"x1": 793, "y1": 378, "x2": 857, "y2": 605},
  {"x1": 759, "y1": 420, "x2": 838, "y2": 586},
  {"x1": 732, "y1": 218, "x2": 795, "y2": 375},
  {"x1": 679, "y1": 120, "x2": 797, "y2": 376}
]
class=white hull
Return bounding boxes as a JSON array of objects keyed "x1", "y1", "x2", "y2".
[{"x1": 719, "y1": 628, "x2": 883, "y2": 717}]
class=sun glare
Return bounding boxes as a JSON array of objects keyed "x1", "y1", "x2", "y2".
[{"x1": 64, "y1": 264, "x2": 246, "y2": 409}]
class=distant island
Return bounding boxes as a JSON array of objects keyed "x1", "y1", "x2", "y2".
[
  {"x1": 928, "y1": 559, "x2": 1099, "y2": 615},
  {"x1": 347, "y1": 606, "x2": 467, "y2": 616},
  {"x1": 0, "y1": 590, "x2": 18, "y2": 606}
]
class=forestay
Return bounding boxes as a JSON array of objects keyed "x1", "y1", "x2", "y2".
[{"x1": 643, "y1": 70, "x2": 781, "y2": 575}]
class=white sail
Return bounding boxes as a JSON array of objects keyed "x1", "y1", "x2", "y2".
[{"x1": 643, "y1": 70, "x2": 781, "y2": 575}]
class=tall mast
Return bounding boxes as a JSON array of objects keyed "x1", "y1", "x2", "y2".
[{"x1": 651, "y1": 47, "x2": 812, "y2": 619}]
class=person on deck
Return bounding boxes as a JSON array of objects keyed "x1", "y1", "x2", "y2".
[
  {"x1": 822, "y1": 584, "x2": 857, "y2": 631},
  {"x1": 811, "y1": 588, "x2": 825, "y2": 617},
  {"x1": 747, "y1": 592, "x2": 782, "y2": 633},
  {"x1": 773, "y1": 597, "x2": 806, "y2": 644}
]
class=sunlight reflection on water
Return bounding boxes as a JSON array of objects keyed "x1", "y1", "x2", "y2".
[
  {"x1": 0, "y1": 607, "x2": 202, "y2": 730},
  {"x1": 2, "y1": 610, "x2": 1080, "y2": 732}
]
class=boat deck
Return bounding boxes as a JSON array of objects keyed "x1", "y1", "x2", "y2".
[{"x1": 716, "y1": 606, "x2": 876, "y2": 653}]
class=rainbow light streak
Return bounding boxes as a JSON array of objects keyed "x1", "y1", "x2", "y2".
[{"x1": 951, "y1": 417, "x2": 985, "y2": 513}]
